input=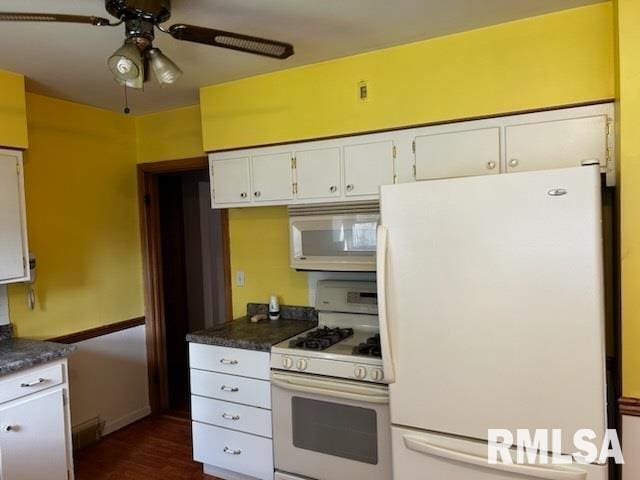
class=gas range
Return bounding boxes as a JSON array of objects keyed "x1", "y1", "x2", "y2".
[{"x1": 271, "y1": 280, "x2": 385, "y2": 384}]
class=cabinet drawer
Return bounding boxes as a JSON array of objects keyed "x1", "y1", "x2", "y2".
[
  {"x1": 191, "y1": 395, "x2": 272, "y2": 438},
  {"x1": 189, "y1": 343, "x2": 270, "y2": 380},
  {"x1": 0, "y1": 363, "x2": 64, "y2": 405},
  {"x1": 193, "y1": 421, "x2": 274, "y2": 480},
  {"x1": 190, "y1": 369, "x2": 271, "y2": 409}
]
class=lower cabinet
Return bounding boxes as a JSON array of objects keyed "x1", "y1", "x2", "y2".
[
  {"x1": 0, "y1": 360, "x2": 73, "y2": 480},
  {"x1": 189, "y1": 343, "x2": 273, "y2": 480}
]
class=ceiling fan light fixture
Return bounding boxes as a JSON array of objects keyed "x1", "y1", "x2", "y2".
[
  {"x1": 147, "y1": 48, "x2": 183, "y2": 85},
  {"x1": 108, "y1": 40, "x2": 143, "y2": 81}
]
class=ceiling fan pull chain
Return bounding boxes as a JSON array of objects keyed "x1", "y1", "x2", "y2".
[{"x1": 123, "y1": 84, "x2": 130, "y2": 115}]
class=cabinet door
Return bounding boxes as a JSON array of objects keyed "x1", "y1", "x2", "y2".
[
  {"x1": 0, "y1": 389, "x2": 69, "y2": 480},
  {"x1": 505, "y1": 115, "x2": 608, "y2": 173},
  {"x1": 414, "y1": 127, "x2": 500, "y2": 180},
  {"x1": 295, "y1": 147, "x2": 341, "y2": 200},
  {"x1": 343, "y1": 141, "x2": 395, "y2": 197},
  {"x1": 210, "y1": 157, "x2": 251, "y2": 205},
  {"x1": 0, "y1": 150, "x2": 28, "y2": 283},
  {"x1": 251, "y1": 152, "x2": 293, "y2": 202}
]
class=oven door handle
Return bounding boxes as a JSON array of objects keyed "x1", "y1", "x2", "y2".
[
  {"x1": 271, "y1": 372, "x2": 389, "y2": 404},
  {"x1": 377, "y1": 225, "x2": 396, "y2": 383},
  {"x1": 403, "y1": 436, "x2": 586, "y2": 480}
]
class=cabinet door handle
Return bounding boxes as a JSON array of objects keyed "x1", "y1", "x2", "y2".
[
  {"x1": 20, "y1": 378, "x2": 46, "y2": 388},
  {"x1": 254, "y1": 191, "x2": 261, "y2": 198},
  {"x1": 223, "y1": 446, "x2": 242, "y2": 455},
  {"x1": 346, "y1": 184, "x2": 354, "y2": 191},
  {"x1": 4, "y1": 425, "x2": 17, "y2": 432},
  {"x1": 329, "y1": 185, "x2": 337, "y2": 193},
  {"x1": 219, "y1": 358, "x2": 238, "y2": 365},
  {"x1": 240, "y1": 192, "x2": 247, "y2": 199},
  {"x1": 222, "y1": 413, "x2": 240, "y2": 421},
  {"x1": 221, "y1": 385, "x2": 239, "y2": 392},
  {"x1": 509, "y1": 158, "x2": 519, "y2": 168}
]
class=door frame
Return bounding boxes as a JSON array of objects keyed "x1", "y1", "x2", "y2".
[{"x1": 138, "y1": 157, "x2": 232, "y2": 414}]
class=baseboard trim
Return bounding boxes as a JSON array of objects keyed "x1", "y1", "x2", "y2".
[
  {"x1": 620, "y1": 397, "x2": 640, "y2": 416},
  {"x1": 49, "y1": 317, "x2": 146, "y2": 344},
  {"x1": 102, "y1": 405, "x2": 151, "y2": 436}
]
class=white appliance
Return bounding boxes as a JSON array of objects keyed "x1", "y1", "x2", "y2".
[
  {"x1": 288, "y1": 202, "x2": 379, "y2": 271},
  {"x1": 271, "y1": 280, "x2": 392, "y2": 480},
  {"x1": 377, "y1": 166, "x2": 609, "y2": 479}
]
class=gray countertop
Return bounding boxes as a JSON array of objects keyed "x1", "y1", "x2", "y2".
[
  {"x1": 186, "y1": 304, "x2": 318, "y2": 352},
  {"x1": 0, "y1": 337, "x2": 76, "y2": 377}
]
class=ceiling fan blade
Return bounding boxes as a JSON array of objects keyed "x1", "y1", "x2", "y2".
[
  {"x1": 168, "y1": 24, "x2": 294, "y2": 59},
  {"x1": 0, "y1": 12, "x2": 113, "y2": 26}
]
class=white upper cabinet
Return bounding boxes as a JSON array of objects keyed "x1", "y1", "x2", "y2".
[
  {"x1": 414, "y1": 127, "x2": 500, "y2": 180},
  {"x1": 210, "y1": 156, "x2": 251, "y2": 205},
  {"x1": 343, "y1": 140, "x2": 395, "y2": 196},
  {"x1": 208, "y1": 103, "x2": 615, "y2": 209},
  {"x1": 505, "y1": 115, "x2": 609, "y2": 173},
  {"x1": 0, "y1": 149, "x2": 29, "y2": 284},
  {"x1": 294, "y1": 147, "x2": 341, "y2": 200},
  {"x1": 251, "y1": 152, "x2": 294, "y2": 202}
]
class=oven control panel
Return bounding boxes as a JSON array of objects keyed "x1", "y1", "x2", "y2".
[
  {"x1": 316, "y1": 280, "x2": 378, "y2": 315},
  {"x1": 272, "y1": 352, "x2": 386, "y2": 384}
]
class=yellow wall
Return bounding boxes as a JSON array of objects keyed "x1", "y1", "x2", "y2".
[
  {"x1": 228, "y1": 207, "x2": 308, "y2": 317},
  {"x1": 0, "y1": 69, "x2": 28, "y2": 149},
  {"x1": 7, "y1": 94, "x2": 143, "y2": 339},
  {"x1": 200, "y1": 3, "x2": 614, "y2": 151},
  {"x1": 616, "y1": 0, "x2": 640, "y2": 398},
  {"x1": 135, "y1": 105, "x2": 204, "y2": 163}
]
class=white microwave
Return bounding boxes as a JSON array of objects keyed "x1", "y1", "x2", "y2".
[{"x1": 288, "y1": 202, "x2": 379, "y2": 271}]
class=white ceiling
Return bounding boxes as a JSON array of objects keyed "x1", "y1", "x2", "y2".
[{"x1": 0, "y1": 0, "x2": 604, "y2": 114}]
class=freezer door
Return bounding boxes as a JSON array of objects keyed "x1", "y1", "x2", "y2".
[
  {"x1": 392, "y1": 427, "x2": 608, "y2": 480},
  {"x1": 380, "y1": 166, "x2": 607, "y2": 450}
]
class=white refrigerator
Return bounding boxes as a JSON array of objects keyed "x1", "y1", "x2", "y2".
[{"x1": 376, "y1": 166, "x2": 608, "y2": 479}]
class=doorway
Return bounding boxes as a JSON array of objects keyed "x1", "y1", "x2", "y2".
[{"x1": 138, "y1": 157, "x2": 232, "y2": 416}]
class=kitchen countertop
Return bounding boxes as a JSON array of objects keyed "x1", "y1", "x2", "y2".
[
  {"x1": 0, "y1": 325, "x2": 76, "y2": 377},
  {"x1": 186, "y1": 304, "x2": 317, "y2": 352}
]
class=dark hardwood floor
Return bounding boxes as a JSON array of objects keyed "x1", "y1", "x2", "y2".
[{"x1": 74, "y1": 415, "x2": 218, "y2": 480}]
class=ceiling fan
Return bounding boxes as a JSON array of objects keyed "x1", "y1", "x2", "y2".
[{"x1": 0, "y1": 0, "x2": 295, "y2": 89}]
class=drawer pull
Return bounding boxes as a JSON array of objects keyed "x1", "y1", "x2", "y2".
[
  {"x1": 221, "y1": 385, "x2": 239, "y2": 393},
  {"x1": 223, "y1": 446, "x2": 242, "y2": 455},
  {"x1": 20, "y1": 378, "x2": 46, "y2": 388},
  {"x1": 219, "y1": 359, "x2": 238, "y2": 365},
  {"x1": 4, "y1": 425, "x2": 17, "y2": 432},
  {"x1": 222, "y1": 413, "x2": 240, "y2": 421}
]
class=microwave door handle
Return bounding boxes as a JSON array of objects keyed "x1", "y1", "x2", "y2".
[
  {"x1": 271, "y1": 374, "x2": 389, "y2": 404},
  {"x1": 403, "y1": 436, "x2": 586, "y2": 480},
  {"x1": 377, "y1": 225, "x2": 396, "y2": 383}
]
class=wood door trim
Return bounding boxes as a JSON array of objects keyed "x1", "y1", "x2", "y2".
[
  {"x1": 137, "y1": 156, "x2": 232, "y2": 414},
  {"x1": 48, "y1": 316, "x2": 146, "y2": 344},
  {"x1": 620, "y1": 397, "x2": 640, "y2": 416}
]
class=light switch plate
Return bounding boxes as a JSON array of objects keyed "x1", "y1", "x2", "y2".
[{"x1": 235, "y1": 271, "x2": 245, "y2": 287}]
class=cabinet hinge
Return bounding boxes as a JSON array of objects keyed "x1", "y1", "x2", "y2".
[
  {"x1": 291, "y1": 157, "x2": 297, "y2": 169},
  {"x1": 606, "y1": 146, "x2": 612, "y2": 161},
  {"x1": 293, "y1": 183, "x2": 298, "y2": 194},
  {"x1": 412, "y1": 164, "x2": 417, "y2": 179},
  {"x1": 16, "y1": 160, "x2": 20, "y2": 174},
  {"x1": 22, "y1": 256, "x2": 27, "y2": 271},
  {"x1": 412, "y1": 140, "x2": 416, "y2": 154},
  {"x1": 392, "y1": 145, "x2": 397, "y2": 159},
  {"x1": 606, "y1": 121, "x2": 612, "y2": 137}
]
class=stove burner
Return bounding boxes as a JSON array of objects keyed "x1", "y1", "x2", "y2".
[
  {"x1": 289, "y1": 327, "x2": 354, "y2": 350},
  {"x1": 353, "y1": 334, "x2": 382, "y2": 357}
]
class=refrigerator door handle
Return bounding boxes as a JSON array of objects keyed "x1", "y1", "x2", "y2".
[
  {"x1": 377, "y1": 225, "x2": 396, "y2": 383},
  {"x1": 403, "y1": 435, "x2": 587, "y2": 480}
]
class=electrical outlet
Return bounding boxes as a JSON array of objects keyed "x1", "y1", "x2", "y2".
[
  {"x1": 235, "y1": 271, "x2": 245, "y2": 287},
  {"x1": 358, "y1": 80, "x2": 368, "y2": 101}
]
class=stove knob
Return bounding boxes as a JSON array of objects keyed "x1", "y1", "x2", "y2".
[
  {"x1": 283, "y1": 357, "x2": 293, "y2": 369},
  {"x1": 371, "y1": 369, "x2": 384, "y2": 382},
  {"x1": 296, "y1": 359, "x2": 308, "y2": 371},
  {"x1": 354, "y1": 366, "x2": 367, "y2": 380}
]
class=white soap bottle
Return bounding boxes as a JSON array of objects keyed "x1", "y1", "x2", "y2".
[{"x1": 269, "y1": 295, "x2": 280, "y2": 320}]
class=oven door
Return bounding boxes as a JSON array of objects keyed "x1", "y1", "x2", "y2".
[
  {"x1": 289, "y1": 213, "x2": 379, "y2": 271},
  {"x1": 271, "y1": 371, "x2": 391, "y2": 480}
]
